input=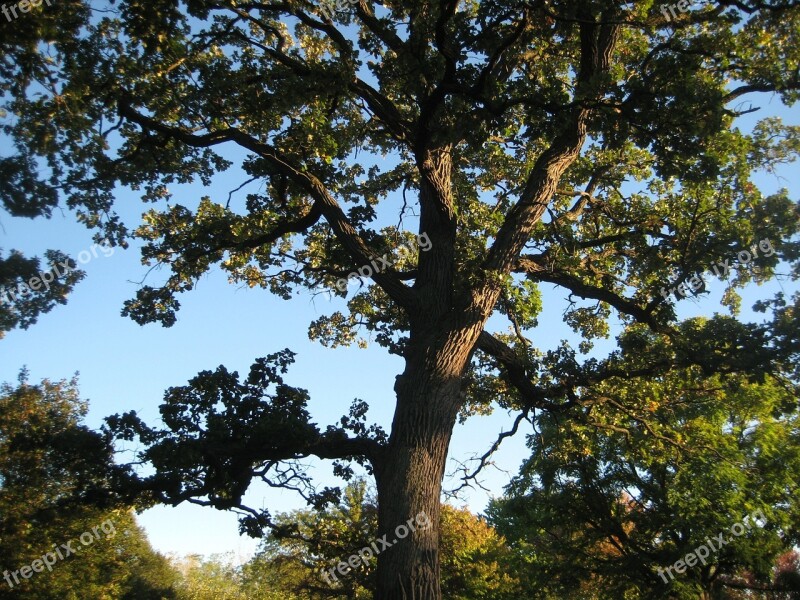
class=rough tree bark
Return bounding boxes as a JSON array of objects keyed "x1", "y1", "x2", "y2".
[
  {"x1": 375, "y1": 316, "x2": 493, "y2": 598},
  {"x1": 374, "y1": 360, "x2": 462, "y2": 599}
]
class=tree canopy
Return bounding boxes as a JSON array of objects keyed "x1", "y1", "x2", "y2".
[
  {"x1": 2, "y1": 1, "x2": 799, "y2": 598},
  {"x1": 0, "y1": 373, "x2": 176, "y2": 599},
  {"x1": 487, "y1": 354, "x2": 800, "y2": 598}
]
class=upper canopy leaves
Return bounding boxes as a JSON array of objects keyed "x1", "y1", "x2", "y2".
[{"x1": 1, "y1": 0, "x2": 798, "y2": 345}]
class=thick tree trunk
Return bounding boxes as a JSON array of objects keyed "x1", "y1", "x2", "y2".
[{"x1": 373, "y1": 338, "x2": 471, "y2": 600}]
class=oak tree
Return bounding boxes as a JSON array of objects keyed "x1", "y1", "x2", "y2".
[{"x1": 3, "y1": 1, "x2": 800, "y2": 598}]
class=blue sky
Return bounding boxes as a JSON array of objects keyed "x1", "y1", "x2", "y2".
[{"x1": 1, "y1": 89, "x2": 797, "y2": 562}]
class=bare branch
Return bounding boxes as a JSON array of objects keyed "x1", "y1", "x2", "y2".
[{"x1": 447, "y1": 409, "x2": 531, "y2": 496}]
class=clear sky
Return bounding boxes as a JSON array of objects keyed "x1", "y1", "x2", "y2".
[{"x1": 1, "y1": 91, "x2": 797, "y2": 562}]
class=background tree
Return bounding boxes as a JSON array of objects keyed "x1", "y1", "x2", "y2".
[
  {"x1": 249, "y1": 479, "x2": 377, "y2": 600},
  {"x1": 0, "y1": 373, "x2": 178, "y2": 599},
  {"x1": 438, "y1": 504, "x2": 519, "y2": 600},
  {"x1": 170, "y1": 554, "x2": 250, "y2": 600},
  {"x1": 2, "y1": 1, "x2": 800, "y2": 598},
  {"x1": 772, "y1": 551, "x2": 800, "y2": 599},
  {"x1": 241, "y1": 548, "x2": 316, "y2": 600},
  {"x1": 487, "y1": 341, "x2": 800, "y2": 599}
]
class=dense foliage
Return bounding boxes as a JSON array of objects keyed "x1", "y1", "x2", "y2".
[
  {"x1": 0, "y1": 374, "x2": 175, "y2": 599},
  {"x1": 488, "y1": 354, "x2": 800, "y2": 599},
  {"x1": 2, "y1": 0, "x2": 800, "y2": 597}
]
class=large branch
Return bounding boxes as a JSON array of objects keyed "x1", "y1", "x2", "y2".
[
  {"x1": 479, "y1": 12, "x2": 622, "y2": 288},
  {"x1": 477, "y1": 317, "x2": 786, "y2": 419},
  {"x1": 475, "y1": 331, "x2": 574, "y2": 412},
  {"x1": 515, "y1": 255, "x2": 668, "y2": 331},
  {"x1": 475, "y1": 331, "x2": 678, "y2": 412},
  {"x1": 228, "y1": 3, "x2": 412, "y2": 142},
  {"x1": 473, "y1": 11, "x2": 531, "y2": 97},
  {"x1": 715, "y1": 0, "x2": 800, "y2": 15},
  {"x1": 354, "y1": 1, "x2": 405, "y2": 53},
  {"x1": 177, "y1": 203, "x2": 324, "y2": 268},
  {"x1": 307, "y1": 431, "x2": 384, "y2": 466},
  {"x1": 117, "y1": 96, "x2": 418, "y2": 311}
]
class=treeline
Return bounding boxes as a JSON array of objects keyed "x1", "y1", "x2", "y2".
[{"x1": 2, "y1": 371, "x2": 799, "y2": 599}]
